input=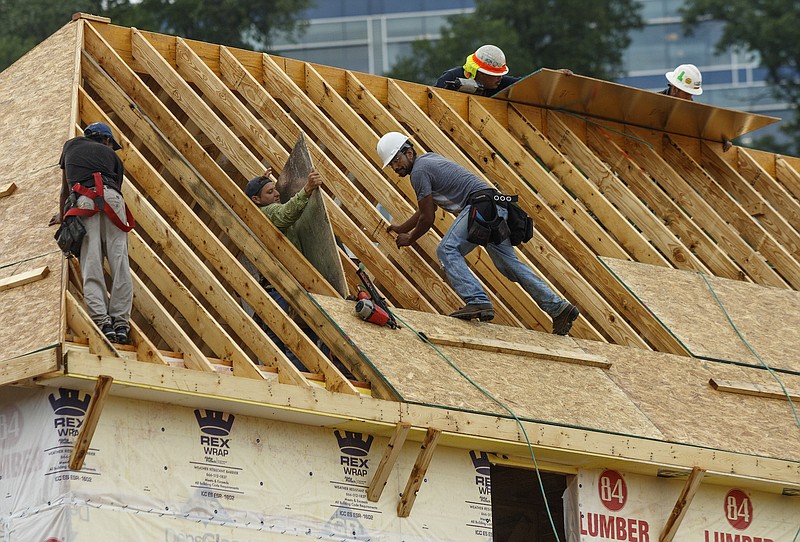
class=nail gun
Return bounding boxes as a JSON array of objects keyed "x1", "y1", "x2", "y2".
[{"x1": 354, "y1": 264, "x2": 398, "y2": 329}]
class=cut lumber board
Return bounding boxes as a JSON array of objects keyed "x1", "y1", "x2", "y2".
[
  {"x1": 421, "y1": 332, "x2": 611, "y2": 369},
  {"x1": 0, "y1": 266, "x2": 49, "y2": 292},
  {"x1": 710, "y1": 378, "x2": 800, "y2": 401},
  {"x1": 0, "y1": 182, "x2": 16, "y2": 198}
]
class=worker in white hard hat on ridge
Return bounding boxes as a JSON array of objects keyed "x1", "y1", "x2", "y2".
[
  {"x1": 661, "y1": 63, "x2": 703, "y2": 101},
  {"x1": 376, "y1": 131, "x2": 580, "y2": 335},
  {"x1": 435, "y1": 44, "x2": 520, "y2": 97},
  {"x1": 660, "y1": 63, "x2": 733, "y2": 151}
]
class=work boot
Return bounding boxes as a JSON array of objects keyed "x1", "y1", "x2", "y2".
[
  {"x1": 450, "y1": 303, "x2": 494, "y2": 322},
  {"x1": 114, "y1": 325, "x2": 130, "y2": 345},
  {"x1": 101, "y1": 323, "x2": 116, "y2": 343},
  {"x1": 552, "y1": 303, "x2": 579, "y2": 336}
]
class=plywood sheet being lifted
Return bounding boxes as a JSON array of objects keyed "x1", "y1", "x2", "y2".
[
  {"x1": 602, "y1": 257, "x2": 800, "y2": 374},
  {"x1": 275, "y1": 134, "x2": 348, "y2": 297},
  {"x1": 495, "y1": 69, "x2": 779, "y2": 141}
]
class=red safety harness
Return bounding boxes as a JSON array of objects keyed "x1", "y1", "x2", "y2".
[{"x1": 64, "y1": 172, "x2": 135, "y2": 232}]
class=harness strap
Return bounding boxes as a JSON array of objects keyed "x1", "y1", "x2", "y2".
[{"x1": 64, "y1": 172, "x2": 135, "y2": 232}]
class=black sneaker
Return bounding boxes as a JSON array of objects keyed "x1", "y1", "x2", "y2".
[
  {"x1": 101, "y1": 323, "x2": 116, "y2": 342},
  {"x1": 552, "y1": 303, "x2": 579, "y2": 336},
  {"x1": 450, "y1": 303, "x2": 494, "y2": 322},
  {"x1": 114, "y1": 326, "x2": 130, "y2": 345}
]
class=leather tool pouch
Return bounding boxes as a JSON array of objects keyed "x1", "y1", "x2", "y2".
[
  {"x1": 466, "y1": 190, "x2": 511, "y2": 246},
  {"x1": 54, "y1": 192, "x2": 86, "y2": 257}
]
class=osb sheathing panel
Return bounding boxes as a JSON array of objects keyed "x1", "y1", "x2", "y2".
[
  {"x1": 602, "y1": 257, "x2": 800, "y2": 374},
  {"x1": 313, "y1": 295, "x2": 664, "y2": 439},
  {"x1": 316, "y1": 295, "x2": 799, "y2": 461},
  {"x1": 580, "y1": 340, "x2": 800, "y2": 461},
  {"x1": 0, "y1": 252, "x2": 62, "y2": 361},
  {"x1": 0, "y1": 22, "x2": 77, "y2": 267}
]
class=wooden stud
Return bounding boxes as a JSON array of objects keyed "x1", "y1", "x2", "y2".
[
  {"x1": 710, "y1": 378, "x2": 800, "y2": 401},
  {"x1": 69, "y1": 375, "x2": 113, "y2": 471},
  {"x1": 127, "y1": 230, "x2": 264, "y2": 379},
  {"x1": 0, "y1": 182, "x2": 16, "y2": 198},
  {"x1": 543, "y1": 111, "x2": 700, "y2": 274},
  {"x1": 367, "y1": 421, "x2": 412, "y2": 502},
  {"x1": 499, "y1": 105, "x2": 668, "y2": 267},
  {"x1": 738, "y1": 148, "x2": 800, "y2": 232},
  {"x1": 129, "y1": 268, "x2": 217, "y2": 373},
  {"x1": 422, "y1": 332, "x2": 611, "y2": 369},
  {"x1": 586, "y1": 123, "x2": 734, "y2": 280},
  {"x1": 702, "y1": 142, "x2": 800, "y2": 264},
  {"x1": 661, "y1": 135, "x2": 791, "y2": 288},
  {"x1": 0, "y1": 266, "x2": 49, "y2": 292},
  {"x1": 397, "y1": 427, "x2": 442, "y2": 517},
  {"x1": 775, "y1": 157, "x2": 800, "y2": 202},
  {"x1": 128, "y1": 320, "x2": 170, "y2": 366},
  {"x1": 65, "y1": 290, "x2": 117, "y2": 357},
  {"x1": 659, "y1": 467, "x2": 706, "y2": 542}
]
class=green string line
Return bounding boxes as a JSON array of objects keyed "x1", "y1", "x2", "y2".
[
  {"x1": 0, "y1": 249, "x2": 62, "y2": 270},
  {"x1": 554, "y1": 108, "x2": 656, "y2": 149},
  {"x1": 698, "y1": 272, "x2": 800, "y2": 429},
  {"x1": 304, "y1": 291, "x2": 404, "y2": 401},
  {"x1": 389, "y1": 310, "x2": 563, "y2": 542}
]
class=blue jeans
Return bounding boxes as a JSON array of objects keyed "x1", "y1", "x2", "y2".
[{"x1": 437, "y1": 205, "x2": 567, "y2": 317}]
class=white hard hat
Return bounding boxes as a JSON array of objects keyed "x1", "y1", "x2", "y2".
[
  {"x1": 473, "y1": 45, "x2": 509, "y2": 76},
  {"x1": 665, "y1": 64, "x2": 703, "y2": 95},
  {"x1": 377, "y1": 132, "x2": 410, "y2": 168}
]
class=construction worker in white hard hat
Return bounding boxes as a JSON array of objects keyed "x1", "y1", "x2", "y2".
[
  {"x1": 435, "y1": 44, "x2": 521, "y2": 97},
  {"x1": 376, "y1": 131, "x2": 581, "y2": 335},
  {"x1": 662, "y1": 63, "x2": 703, "y2": 101},
  {"x1": 660, "y1": 63, "x2": 733, "y2": 151}
]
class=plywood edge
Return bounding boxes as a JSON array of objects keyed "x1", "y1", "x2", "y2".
[{"x1": 0, "y1": 346, "x2": 61, "y2": 386}]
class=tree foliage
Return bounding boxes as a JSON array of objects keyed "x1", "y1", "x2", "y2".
[
  {"x1": 0, "y1": 0, "x2": 311, "y2": 72},
  {"x1": 682, "y1": 0, "x2": 800, "y2": 153},
  {"x1": 387, "y1": 0, "x2": 644, "y2": 84}
]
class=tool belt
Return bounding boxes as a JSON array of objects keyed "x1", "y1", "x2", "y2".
[
  {"x1": 466, "y1": 189, "x2": 533, "y2": 246},
  {"x1": 54, "y1": 191, "x2": 87, "y2": 257}
]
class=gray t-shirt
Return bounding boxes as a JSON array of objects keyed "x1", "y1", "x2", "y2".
[{"x1": 410, "y1": 153, "x2": 489, "y2": 214}]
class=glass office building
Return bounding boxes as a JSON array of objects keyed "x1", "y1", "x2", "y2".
[{"x1": 271, "y1": 0, "x2": 787, "y2": 144}]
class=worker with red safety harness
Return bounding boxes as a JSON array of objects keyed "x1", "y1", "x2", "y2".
[
  {"x1": 50, "y1": 122, "x2": 134, "y2": 344},
  {"x1": 435, "y1": 44, "x2": 520, "y2": 97}
]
